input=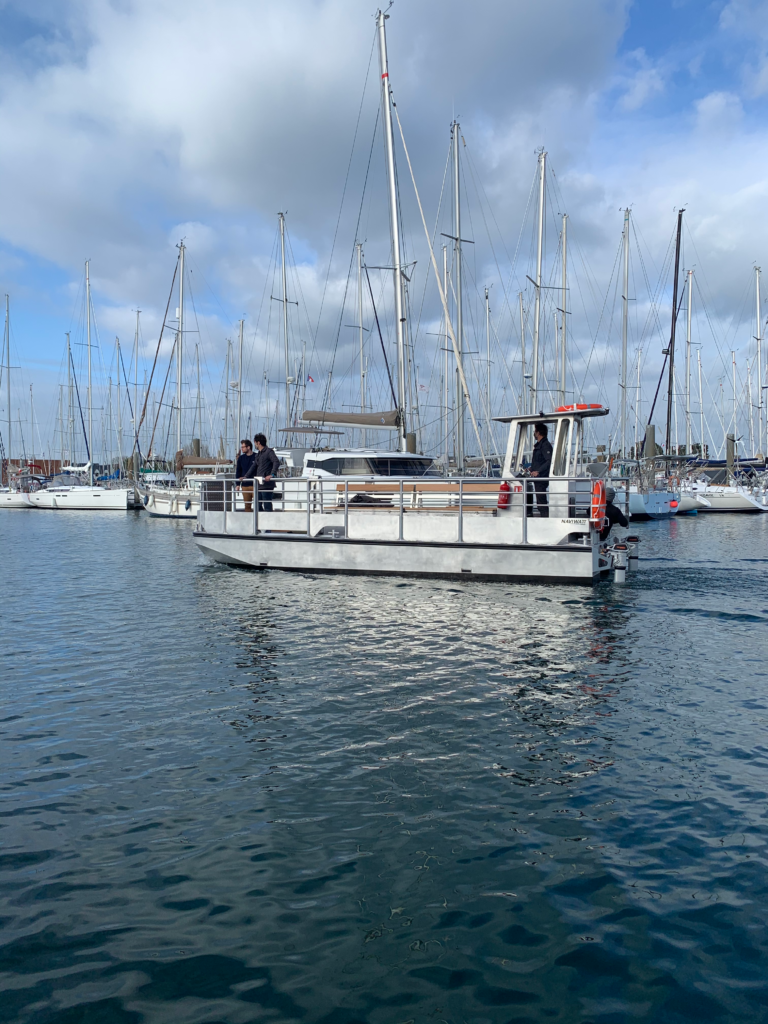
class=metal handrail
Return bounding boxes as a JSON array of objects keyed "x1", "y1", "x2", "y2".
[{"x1": 200, "y1": 474, "x2": 630, "y2": 545}]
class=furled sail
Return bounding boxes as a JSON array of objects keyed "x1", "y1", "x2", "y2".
[{"x1": 301, "y1": 410, "x2": 400, "y2": 429}]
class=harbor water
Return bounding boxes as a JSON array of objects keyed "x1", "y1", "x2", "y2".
[{"x1": 1, "y1": 510, "x2": 767, "y2": 1023}]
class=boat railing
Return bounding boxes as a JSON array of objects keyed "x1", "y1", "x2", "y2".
[{"x1": 199, "y1": 476, "x2": 629, "y2": 544}]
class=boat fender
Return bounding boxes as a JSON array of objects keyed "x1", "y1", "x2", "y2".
[
  {"x1": 143, "y1": 494, "x2": 149, "y2": 506},
  {"x1": 185, "y1": 499, "x2": 191, "y2": 511},
  {"x1": 498, "y1": 480, "x2": 511, "y2": 509},
  {"x1": 669, "y1": 499, "x2": 678, "y2": 508},
  {"x1": 626, "y1": 535, "x2": 640, "y2": 570},
  {"x1": 590, "y1": 479, "x2": 607, "y2": 524}
]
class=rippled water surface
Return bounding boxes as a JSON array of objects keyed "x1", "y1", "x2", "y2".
[{"x1": 2, "y1": 509, "x2": 768, "y2": 1023}]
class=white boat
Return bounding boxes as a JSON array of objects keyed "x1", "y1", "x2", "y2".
[
  {"x1": 628, "y1": 485, "x2": 680, "y2": 520},
  {"x1": 687, "y1": 482, "x2": 768, "y2": 513},
  {"x1": 0, "y1": 488, "x2": 32, "y2": 508},
  {"x1": 28, "y1": 475, "x2": 131, "y2": 510},
  {"x1": 677, "y1": 490, "x2": 711, "y2": 514},
  {"x1": 194, "y1": 406, "x2": 629, "y2": 585}
]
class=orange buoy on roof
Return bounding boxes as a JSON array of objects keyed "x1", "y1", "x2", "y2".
[{"x1": 555, "y1": 403, "x2": 603, "y2": 413}]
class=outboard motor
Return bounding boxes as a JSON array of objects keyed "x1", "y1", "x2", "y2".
[
  {"x1": 626, "y1": 535, "x2": 640, "y2": 571},
  {"x1": 612, "y1": 543, "x2": 628, "y2": 584}
]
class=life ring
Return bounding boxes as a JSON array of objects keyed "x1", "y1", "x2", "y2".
[{"x1": 590, "y1": 479, "x2": 607, "y2": 524}]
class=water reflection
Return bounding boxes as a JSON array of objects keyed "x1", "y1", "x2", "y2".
[{"x1": 1, "y1": 511, "x2": 768, "y2": 1022}]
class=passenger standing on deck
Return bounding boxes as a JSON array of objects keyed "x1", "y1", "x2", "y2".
[
  {"x1": 235, "y1": 439, "x2": 257, "y2": 512},
  {"x1": 528, "y1": 422, "x2": 553, "y2": 517},
  {"x1": 250, "y1": 433, "x2": 281, "y2": 512}
]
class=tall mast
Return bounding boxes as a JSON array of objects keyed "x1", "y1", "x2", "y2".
[
  {"x1": 278, "y1": 213, "x2": 291, "y2": 438},
  {"x1": 376, "y1": 9, "x2": 407, "y2": 451},
  {"x1": 698, "y1": 349, "x2": 704, "y2": 456},
  {"x1": 86, "y1": 260, "x2": 93, "y2": 484},
  {"x1": 224, "y1": 342, "x2": 230, "y2": 455},
  {"x1": 732, "y1": 350, "x2": 737, "y2": 439},
  {"x1": 66, "y1": 332, "x2": 73, "y2": 462},
  {"x1": 685, "y1": 270, "x2": 693, "y2": 454},
  {"x1": 519, "y1": 292, "x2": 526, "y2": 413},
  {"x1": 665, "y1": 209, "x2": 684, "y2": 454},
  {"x1": 620, "y1": 209, "x2": 630, "y2": 457},
  {"x1": 532, "y1": 150, "x2": 546, "y2": 413},
  {"x1": 485, "y1": 286, "x2": 491, "y2": 453},
  {"x1": 452, "y1": 121, "x2": 465, "y2": 470},
  {"x1": 116, "y1": 338, "x2": 122, "y2": 468},
  {"x1": 196, "y1": 344, "x2": 202, "y2": 444},
  {"x1": 133, "y1": 309, "x2": 140, "y2": 452},
  {"x1": 357, "y1": 242, "x2": 366, "y2": 446},
  {"x1": 443, "y1": 244, "x2": 450, "y2": 464},
  {"x1": 237, "y1": 317, "x2": 244, "y2": 444},
  {"x1": 756, "y1": 266, "x2": 763, "y2": 456},
  {"x1": 5, "y1": 295, "x2": 9, "y2": 468},
  {"x1": 177, "y1": 242, "x2": 185, "y2": 457},
  {"x1": 29, "y1": 385, "x2": 34, "y2": 465},
  {"x1": 560, "y1": 213, "x2": 567, "y2": 406}
]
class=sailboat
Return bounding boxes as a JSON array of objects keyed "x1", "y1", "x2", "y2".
[
  {"x1": 0, "y1": 296, "x2": 34, "y2": 508},
  {"x1": 29, "y1": 262, "x2": 135, "y2": 510},
  {"x1": 616, "y1": 209, "x2": 679, "y2": 521},
  {"x1": 139, "y1": 243, "x2": 233, "y2": 519}
]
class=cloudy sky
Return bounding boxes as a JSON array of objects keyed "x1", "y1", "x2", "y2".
[{"x1": 2, "y1": 0, "x2": 768, "y2": 461}]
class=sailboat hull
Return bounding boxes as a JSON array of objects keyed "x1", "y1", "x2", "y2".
[
  {"x1": 628, "y1": 489, "x2": 679, "y2": 520},
  {"x1": 29, "y1": 487, "x2": 131, "y2": 510}
]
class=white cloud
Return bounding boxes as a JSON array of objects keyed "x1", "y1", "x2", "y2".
[
  {"x1": 617, "y1": 49, "x2": 666, "y2": 111},
  {"x1": 695, "y1": 90, "x2": 744, "y2": 135}
]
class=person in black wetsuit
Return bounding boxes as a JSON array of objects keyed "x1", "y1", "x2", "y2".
[
  {"x1": 248, "y1": 433, "x2": 281, "y2": 511},
  {"x1": 235, "y1": 439, "x2": 257, "y2": 511},
  {"x1": 599, "y1": 486, "x2": 629, "y2": 541},
  {"x1": 528, "y1": 421, "x2": 553, "y2": 517}
]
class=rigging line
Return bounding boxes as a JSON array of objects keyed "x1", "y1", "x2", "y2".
[
  {"x1": 391, "y1": 100, "x2": 485, "y2": 460},
  {"x1": 646, "y1": 286, "x2": 687, "y2": 428},
  {"x1": 364, "y1": 265, "x2": 398, "y2": 408},
  {"x1": 118, "y1": 344, "x2": 141, "y2": 458},
  {"x1": 69, "y1": 347, "x2": 90, "y2": 462},
  {"x1": 323, "y1": 109, "x2": 380, "y2": 402},
  {"x1": 411, "y1": 136, "x2": 452, "y2": 359},
  {"x1": 147, "y1": 336, "x2": 177, "y2": 459},
  {"x1": 135, "y1": 257, "x2": 179, "y2": 454},
  {"x1": 313, "y1": 26, "x2": 378, "y2": 343}
]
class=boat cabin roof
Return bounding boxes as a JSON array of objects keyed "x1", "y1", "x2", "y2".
[{"x1": 494, "y1": 406, "x2": 609, "y2": 425}]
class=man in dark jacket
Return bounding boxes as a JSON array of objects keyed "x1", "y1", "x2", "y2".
[
  {"x1": 600, "y1": 486, "x2": 629, "y2": 541},
  {"x1": 528, "y1": 421, "x2": 553, "y2": 517},
  {"x1": 235, "y1": 439, "x2": 257, "y2": 511},
  {"x1": 248, "y1": 433, "x2": 281, "y2": 511}
]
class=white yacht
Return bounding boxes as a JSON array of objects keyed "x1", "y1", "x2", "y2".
[
  {"x1": 194, "y1": 407, "x2": 629, "y2": 585},
  {"x1": 686, "y1": 481, "x2": 768, "y2": 513},
  {"x1": 28, "y1": 472, "x2": 134, "y2": 510}
]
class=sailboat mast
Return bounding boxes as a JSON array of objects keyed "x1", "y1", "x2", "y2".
[
  {"x1": 621, "y1": 209, "x2": 630, "y2": 457},
  {"x1": 376, "y1": 9, "x2": 407, "y2": 452},
  {"x1": 278, "y1": 213, "x2": 291, "y2": 438},
  {"x1": 116, "y1": 338, "x2": 122, "y2": 468},
  {"x1": 485, "y1": 286, "x2": 491, "y2": 453},
  {"x1": 453, "y1": 121, "x2": 465, "y2": 470},
  {"x1": 560, "y1": 213, "x2": 567, "y2": 406},
  {"x1": 443, "y1": 244, "x2": 450, "y2": 464},
  {"x1": 133, "y1": 309, "x2": 140, "y2": 453},
  {"x1": 196, "y1": 344, "x2": 202, "y2": 446},
  {"x1": 357, "y1": 242, "x2": 366, "y2": 446},
  {"x1": 532, "y1": 150, "x2": 546, "y2": 413},
  {"x1": 519, "y1": 292, "x2": 525, "y2": 413},
  {"x1": 685, "y1": 270, "x2": 693, "y2": 454},
  {"x1": 237, "y1": 318, "x2": 244, "y2": 444},
  {"x1": 224, "y1": 342, "x2": 230, "y2": 456},
  {"x1": 5, "y1": 295, "x2": 10, "y2": 468},
  {"x1": 177, "y1": 242, "x2": 185, "y2": 457},
  {"x1": 86, "y1": 260, "x2": 93, "y2": 484},
  {"x1": 698, "y1": 349, "x2": 704, "y2": 456},
  {"x1": 756, "y1": 266, "x2": 763, "y2": 456},
  {"x1": 665, "y1": 209, "x2": 684, "y2": 454}
]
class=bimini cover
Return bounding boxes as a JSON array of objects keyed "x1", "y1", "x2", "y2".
[{"x1": 302, "y1": 410, "x2": 401, "y2": 429}]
